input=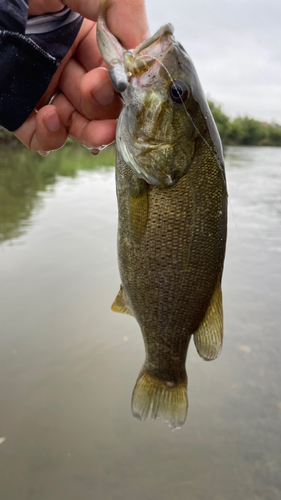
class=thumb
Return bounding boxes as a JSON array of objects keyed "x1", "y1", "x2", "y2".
[{"x1": 64, "y1": 0, "x2": 149, "y2": 48}]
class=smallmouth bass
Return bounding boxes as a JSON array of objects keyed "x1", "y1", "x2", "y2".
[{"x1": 97, "y1": 2, "x2": 227, "y2": 429}]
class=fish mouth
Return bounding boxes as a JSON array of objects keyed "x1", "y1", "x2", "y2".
[
  {"x1": 97, "y1": 0, "x2": 175, "y2": 92},
  {"x1": 126, "y1": 27, "x2": 175, "y2": 83}
]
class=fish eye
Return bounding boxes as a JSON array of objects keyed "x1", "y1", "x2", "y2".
[{"x1": 169, "y1": 80, "x2": 188, "y2": 104}]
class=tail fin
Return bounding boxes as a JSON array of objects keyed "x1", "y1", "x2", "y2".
[{"x1": 131, "y1": 368, "x2": 188, "y2": 430}]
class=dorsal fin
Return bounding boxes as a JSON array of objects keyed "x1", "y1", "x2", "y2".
[
  {"x1": 193, "y1": 280, "x2": 223, "y2": 361},
  {"x1": 111, "y1": 285, "x2": 133, "y2": 316}
]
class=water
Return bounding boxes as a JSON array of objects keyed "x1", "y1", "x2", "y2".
[{"x1": 0, "y1": 145, "x2": 280, "y2": 500}]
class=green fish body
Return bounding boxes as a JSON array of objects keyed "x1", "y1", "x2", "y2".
[{"x1": 97, "y1": 4, "x2": 227, "y2": 429}]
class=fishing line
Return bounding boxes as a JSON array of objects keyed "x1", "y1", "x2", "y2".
[
  {"x1": 228, "y1": 195, "x2": 242, "y2": 247},
  {"x1": 144, "y1": 54, "x2": 242, "y2": 246}
]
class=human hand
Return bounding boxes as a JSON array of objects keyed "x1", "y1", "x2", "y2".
[{"x1": 15, "y1": 0, "x2": 149, "y2": 154}]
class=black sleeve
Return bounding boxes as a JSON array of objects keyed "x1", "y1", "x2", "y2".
[{"x1": 0, "y1": 1, "x2": 83, "y2": 131}]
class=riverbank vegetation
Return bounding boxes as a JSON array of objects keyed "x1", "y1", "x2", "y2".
[
  {"x1": 0, "y1": 126, "x2": 21, "y2": 146},
  {"x1": 208, "y1": 101, "x2": 281, "y2": 147},
  {"x1": 1, "y1": 101, "x2": 281, "y2": 147}
]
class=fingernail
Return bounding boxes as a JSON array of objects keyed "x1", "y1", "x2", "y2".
[
  {"x1": 44, "y1": 111, "x2": 60, "y2": 132},
  {"x1": 92, "y1": 80, "x2": 115, "y2": 106}
]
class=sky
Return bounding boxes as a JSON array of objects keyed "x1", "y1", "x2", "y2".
[{"x1": 146, "y1": 0, "x2": 281, "y2": 123}]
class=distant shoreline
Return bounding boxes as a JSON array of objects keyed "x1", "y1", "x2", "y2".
[{"x1": 208, "y1": 101, "x2": 281, "y2": 147}]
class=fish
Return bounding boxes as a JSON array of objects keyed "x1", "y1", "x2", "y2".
[{"x1": 97, "y1": 1, "x2": 227, "y2": 429}]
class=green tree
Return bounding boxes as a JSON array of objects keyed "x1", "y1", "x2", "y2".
[
  {"x1": 208, "y1": 100, "x2": 231, "y2": 145},
  {"x1": 208, "y1": 100, "x2": 281, "y2": 147}
]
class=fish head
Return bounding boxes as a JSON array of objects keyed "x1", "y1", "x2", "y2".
[
  {"x1": 118, "y1": 31, "x2": 223, "y2": 187},
  {"x1": 97, "y1": 10, "x2": 223, "y2": 187}
]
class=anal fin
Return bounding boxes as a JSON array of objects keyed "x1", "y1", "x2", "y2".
[
  {"x1": 111, "y1": 284, "x2": 133, "y2": 316},
  {"x1": 193, "y1": 280, "x2": 223, "y2": 361}
]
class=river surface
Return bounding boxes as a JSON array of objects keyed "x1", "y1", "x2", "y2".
[{"x1": 0, "y1": 145, "x2": 280, "y2": 500}]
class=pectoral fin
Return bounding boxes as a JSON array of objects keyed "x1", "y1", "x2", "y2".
[
  {"x1": 128, "y1": 178, "x2": 148, "y2": 243},
  {"x1": 111, "y1": 285, "x2": 133, "y2": 316},
  {"x1": 193, "y1": 281, "x2": 223, "y2": 361}
]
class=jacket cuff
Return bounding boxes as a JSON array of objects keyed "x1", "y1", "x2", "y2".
[{"x1": 0, "y1": 8, "x2": 83, "y2": 132}]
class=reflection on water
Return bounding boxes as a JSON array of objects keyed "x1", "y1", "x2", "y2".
[
  {"x1": 0, "y1": 145, "x2": 280, "y2": 500},
  {"x1": 0, "y1": 145, "x2": 115, "y2": 243}
]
